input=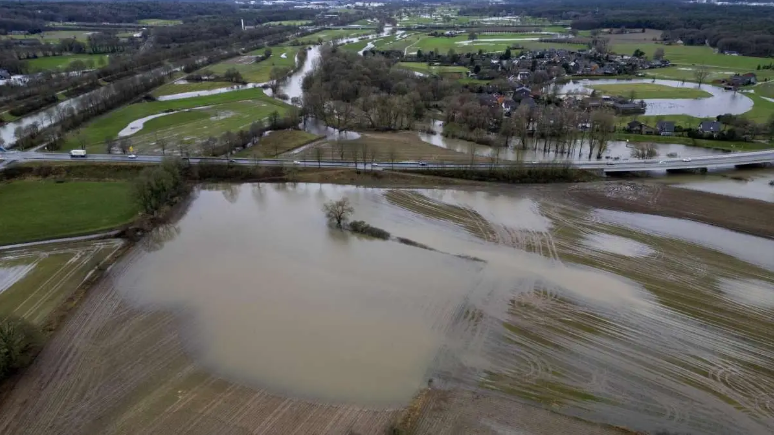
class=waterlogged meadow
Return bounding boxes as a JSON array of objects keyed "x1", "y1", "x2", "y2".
[{"x1": 1, "y1": 183, "x2": 772, "y2": 435}]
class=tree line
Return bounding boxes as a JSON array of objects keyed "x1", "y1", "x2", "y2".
[{"x1": 486, "y1": 0, "x2": 774, "y2": 58}]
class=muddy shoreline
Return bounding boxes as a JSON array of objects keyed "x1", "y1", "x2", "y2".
[{"x1": 569, "y1": 181, "x2": 774, "y2": 240}]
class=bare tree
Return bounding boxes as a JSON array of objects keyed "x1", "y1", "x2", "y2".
[
  {"x1": 157, "y1": 136, "x2": 167, "y2": 156},
  {"x1": 76, "y1": 131, "x2": 88, "y2": 151},
  {"x1": 653, "y1": 47, "x2": 665, "y2": 60},
  {"x1": 387, "y1": 146, "x2": 398, "y2": 170},
  {"x1": 630, "y1": 142, "x2": 659, "y2": 159},
  {"x1": 590, "y1": 110, "x2": 616, "y2": 160},
  {"x1": 323, "y1": 197, "x2": 354, "y2": 228},
  {"x1": 314, "y1": 146, "x2": 324, "y2": 168},
  {"x1": 104, "y1": 136, "x2": 113, "y2": 154},
  {"x1": 694, "y1": 66, "x2": 710, "y2": 87}
]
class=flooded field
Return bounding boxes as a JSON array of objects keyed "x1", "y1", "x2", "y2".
[
  {"x1": 669, "y1": 168, "x2": 774, "y2": 203},
  {"x1": 1, "y1": 183, "x2": 773, "y2": 435},
  {"x1": 0, "y1": 239, "x2": 123, "y2": 325}
]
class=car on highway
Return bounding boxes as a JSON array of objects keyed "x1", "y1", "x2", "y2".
[
  {"x1": 371, "y1": 162, "x2": 379, "y2": 167},
  {"x1": 293, "y1": 160, "x2": 301, "y2": 165},
  {"x1": 658, "y1": 160, "x2": 667, "y2": 164},
  {"x1": 127, "y1": 154, "x2": 137, "y2": 159},
  {"x1": 418, "y1": 161, "x2": 427, "y2": 166},
  {"x1": 682, "y1": 157, "x2": 692, "y2": 162},
  {"x1": 69, "y1": 149, "x2": 87, "y2": 158},
  {"x1": 606, "y1": 161, "x2": 615, "y2": 166}
]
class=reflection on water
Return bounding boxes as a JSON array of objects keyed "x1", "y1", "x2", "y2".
[
  {"x1": 420, "y1": 120, "x2": 725, "y2": 162},
  {"x1": 110, "y1": 183, "x2": 774, "y2": 434}
]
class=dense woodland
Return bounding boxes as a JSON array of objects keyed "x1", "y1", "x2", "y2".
[
  {"x1": 301, "y1": 47, "x2": 456, "y2": 132},
  {"x1": 460, "y1": 0, "x2": 774, "y2": 57}
]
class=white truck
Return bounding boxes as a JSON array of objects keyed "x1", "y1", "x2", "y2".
[{"x1": 69, "y1": 149, "x2": 87, "y2": 158}]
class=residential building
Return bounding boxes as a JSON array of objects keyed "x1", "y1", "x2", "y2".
[{"x1": 657, "y1": 121, "x2": 675, "y2": 136}]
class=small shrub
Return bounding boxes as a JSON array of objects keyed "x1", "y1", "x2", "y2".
[
  {"x1": 349, "y1": 220, "x2": 391, "y2": 240},
  {"x1": 0, "y1": 317, "x2": 43, "y2": 382}
]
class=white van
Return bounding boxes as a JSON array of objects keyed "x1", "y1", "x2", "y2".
[{"x1": 70, "y1": 149, "x2": 87, "y2": 158}]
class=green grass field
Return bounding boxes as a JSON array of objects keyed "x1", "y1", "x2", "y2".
[
  {"x1": 341, "y1": 39, "x2": 371, "y2": 52},
  {"x1": 138, "y1": 19, "x2": 182, "y2": 26},
  {"x1": 295, "y1": 28, "x2": 373, "y2": 44},
  {"x1": 204, "y1": 46, "x2": 299, "y2": 83},
  {"x1": 109, "y1": 100, "x2": 286, "y2": 155},
  {"x1": 25, "y1": 54, "x2": 108, "y2": 72},
  {"x1": 264, "y1": 20, "x2": 312, "y2": 26},
  {"x1": 590, "y1": 83, "x2": 711, "y2": 99},
  {"x1": 408, "y1": 33, "x2": 549, "y2": 54},
  {"x1": 235, "y1": 129, "x2": 321, "y2": 157},
  {"x1": 63, "y1": 88, "x2": 289, "y2": 152},
  {"x1": 0, "y1": 181, "x2": 139, "y2": 246},
  {"x1": 755, "y1": 81, "x2": 774, "y2": 99},
  {"x1": 396, "y1": 62, "x2": 469, "y2": 77},
  {"x1": 1, "y1": 30, "x2": 95, "y2": 44},
  {"x1": 151, "y1": 81, "x2": 234, "y2": 97}
]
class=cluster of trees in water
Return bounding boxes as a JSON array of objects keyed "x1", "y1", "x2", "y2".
[
  {"x1": 301, "y1": 47, "x2": 457, "y2": 132},
  {"x1": 463, "y1": 0, "x2": 774, "y2": 58}
]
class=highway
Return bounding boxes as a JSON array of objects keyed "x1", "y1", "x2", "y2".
[{"x1": 1, "y1": 149, "x2": 773, "y2": 173}]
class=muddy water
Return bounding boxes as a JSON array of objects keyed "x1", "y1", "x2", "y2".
[{"x1": 112, "y1": 184, "x2": 774, "y2": 434}]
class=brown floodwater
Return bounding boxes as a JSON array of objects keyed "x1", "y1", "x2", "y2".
[{"x1": 111, "y1": 183, "x2": 774, "y2": 434}]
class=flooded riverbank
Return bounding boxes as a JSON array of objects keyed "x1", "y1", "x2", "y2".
[
  {"x1": 557, "y1": 78, "x2": 753, "y2": 117},
  {"x1": 420, "y1": 119, "x2": 726, "y2": 162}
]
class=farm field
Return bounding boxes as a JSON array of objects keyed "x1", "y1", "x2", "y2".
[
  {"x1": 589, "y1": 83, "x2": 711, "y2": 99},
  {"x1": 396, "y1": 62, "x2": 469, "y2": 77},
  {"x1": 62, "y1": 87, "x2": 289, "y2": 152},
  {"x1": 25, "y1": 54, "x2": 109, "y2": 72},
  {"x1": 137, "y1": 19, "x2": 182, "y2": 26},
  {"x1": 0, "y1": 183, "x2": 772, "y2": 435},
  {"x1": 0, "y1": 239, "x2": 123, "y2": 325},
  {"x1": 0, "y1": 180, "x2": 139, "y2": 246},
  {"x1": 235, "y1": 129, "x2": 321, "y2": 158},
  {"x1": 204, "y1": 46, "x2": 300, "y2": 83},
  {"x1": 151, "y1": 81, "x2": 234, "y2": 98}
]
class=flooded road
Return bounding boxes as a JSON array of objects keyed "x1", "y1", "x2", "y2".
[{"x1": 108, "y1": 183, "x2": 774, "y2": 434}]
